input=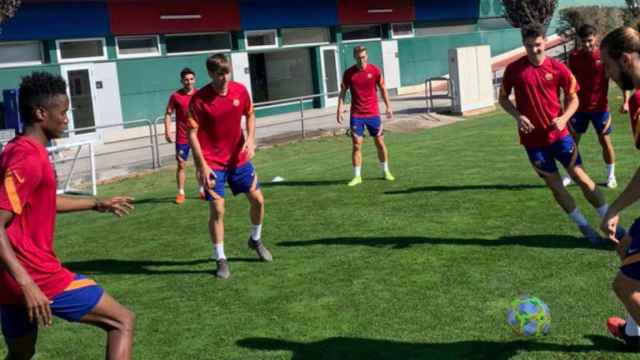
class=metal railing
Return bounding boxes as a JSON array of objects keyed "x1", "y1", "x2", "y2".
[{"x1": 424, "y1": 77, "x2": 454, "y2": 113}]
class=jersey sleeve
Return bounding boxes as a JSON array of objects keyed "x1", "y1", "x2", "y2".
[
  {"x1": 500, "y1": 64, "x2": 515, "y2": 98},
  {"x1": 0, "y1": 155, "x2": 42, "y2": 215},
  {"x1": 341, "y1": 69, "x2": 351, "y2": 91},
  {"x1": 557, "y1": 61, "x2": 579, "y2": 96},
  {"x1": 376, "y1": 66, "x2": 384, "y2": 87},
  {"x1": 243, "y1": 86, "x2": 254, "y2": 117},
  {"x1": 166, "y1": 93, "x2": 176, "y2": 115},
  {"x1": 187, "y1": 97, "x2": 200, "y2": 130},
  {"x1": 631, "y1": 103, "x2": 640, "y2": 150}
]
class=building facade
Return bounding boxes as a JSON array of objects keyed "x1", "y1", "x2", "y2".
[{"x1": 0, "y1": 0, "x2": 625, "y2": 142}]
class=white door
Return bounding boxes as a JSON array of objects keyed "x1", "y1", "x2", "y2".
[
  {"x1": 231, "y1": 52, "x2": 252, "y2": 97},
  {"x1": 60, "y1": 63, "x2": 100, "y2": 141},
  {"x1": 320, "y1": 45, "x2": 340, "y2": 107},
  {"x1": 381, "y1": 40, "x2": 401, "y2": 91}
]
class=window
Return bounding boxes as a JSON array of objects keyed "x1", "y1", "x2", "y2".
[
  {"x1": 341, "y1": 25, "x2": 382, "y2": 42},
  {"x1": 245, "y1": 30, "x2": 278, "y2": 50},
  {"x1": 57, "y1": 38, "x2": 107, "y2": 62},
  {"x1": 281, "y1": 27, "x2": 330, "y2": 46},
  {"x1": 414, "y1": 24, "x2": 476, "y2": 37},
  {"x1": 116, "y1": 36, "x2": 160, "y2": 58},
  {"x1": 391, "y1": 23, "x2": 414, "y2": 39},
  {"x1": 0, "y1": 41, "x2": 43, "y2": 68},
  {"x1": 165, "y1": 33, "x2": 231, "y2": 55}
]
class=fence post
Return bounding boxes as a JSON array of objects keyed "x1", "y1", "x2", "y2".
[
  {"x1": 146, "y1": 120, "x2": 157, "y2": 169},
  {"x1": 153, "y1": 117, "x2": 162, "y2": 168},
  {"x1": 299, "y1": 97, "x2": 305, "y2": 138}
]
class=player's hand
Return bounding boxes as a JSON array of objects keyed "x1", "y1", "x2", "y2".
[
  {"x1": 243, "y1": 138, "x2": 256, "y2": 160},
  {"x1": 198, "y1": 164, "x2": 213, "y2": 190},
  {"x1": 337, "y1": 110, "x2": 345, "y2": 125},
  {"x1": 96, "y1": 196, "x2": 135, "y2": 217},
  {"x1": 385, "y1": 109, "x2": 393, "y2": 120},
  {"x1": 165, "y1": 132, "x2": 174, "y2": 144},
  {"x1": 517, "y1": 115, "x2": 535, "y2": 134},
  {"x1": 620, "y1": 102, "x2": 629, "y2": 114},
  {"x1": 552, "y1": 117, "x2": 568, "y2": 131},
  {"x1": 601, "y1": 212, "x2": 621, "y2": 244},
  {"x1": 21, "y1": 282, "x2": 52, "y2": 327}
]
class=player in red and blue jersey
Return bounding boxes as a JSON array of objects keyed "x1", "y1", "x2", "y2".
[
  {"x1": 599, "y1": 26, "x2": 640, "y2": 349},
  {"x1": 499, "y1": 24, "x2": 620, "y2": 246},
  {"x1": 0, "y1": 72, "x2": 135, "y2": 359},
  {"x1": 164, "y1": 68, "x2": 198, "y2": 204},
  {"x1": 337, "y1": 45, "x2": 395, "y2": 187},
  {"x1": 188, "y1": 54, "x2": 272, "y2": 280},
  {"x1": 564, "y1": 24, "x2": 627, "y2": 189}
]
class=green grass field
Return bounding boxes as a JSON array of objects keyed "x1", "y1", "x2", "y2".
[{"x1": 7, "y1": 96, "x2": 640, "y2": 359}]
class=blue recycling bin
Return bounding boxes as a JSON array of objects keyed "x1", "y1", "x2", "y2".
[{"x1": 3, "y1": 89, "x2": 23, "y2": 134}]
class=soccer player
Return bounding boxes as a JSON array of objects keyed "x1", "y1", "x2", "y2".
[
  {"x1": 337, "y1": 45, "x2": 395, "y2": 187},
  {"x1": 499, "y1": 23, "x2": 618, "y2": 245},
  {"x1": 0, "y1": 72, "x2": 135, "y2": 359},
  {"x1": 164, "y1": 68, "x2": 198, "y2": 204},
  {"x1": 562, "y1": 24, "x2": 621, "y2": 189},
  {"x1": 188, "y1": 54, "x2": 272, "y2": 280},
  {"x1": 599, "y1": 26, "x2": 640, "y2": 348}
]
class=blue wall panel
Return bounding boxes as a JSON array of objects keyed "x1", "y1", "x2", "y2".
[
  {"x1": 0, "y1": 2, "x2": 110, "y2": 41},
  {"x1": 239, "y1": 0, "x2": 338, "y2": 30},
  {"x1": 414, "y1": 0, "x2": 479, "y2": 22}
]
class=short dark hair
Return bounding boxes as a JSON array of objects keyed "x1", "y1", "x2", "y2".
[
  {"x1": 18, "y1": 72, "x2": 67, "y2": 125},
  {"x1": 521, "y1": 23, "x2": 546, "y2": 40},
  {"x1": 180, "y1": 67, "x2": 195, "y2": 79},
  {"x1": 353, "y1": 45, "x2": 367, "y2": 56},
  {"x1": 601, "y1": 26, "x2": 640, "y2": 61},
  {"x1": 206, "y1": 54, "x2": 231, "y2": 74},
  {"x1": 577, "y1": 24, "x2": 597, "y2": 39}
]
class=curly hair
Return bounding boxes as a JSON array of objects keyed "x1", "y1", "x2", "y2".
[{"x1": 19, "y1": 72, "x2": 68, "y2": 125}]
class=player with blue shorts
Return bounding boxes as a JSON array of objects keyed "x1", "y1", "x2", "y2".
[
  {"x1": 0, "y1": 72, "x2": 135, "y2": 359},
  {"x1": 189, "y1": 54, "x2": 272, "y2": 280},
  {"x1": 337, "y1": 45, "x2": 395, "y2": 187}
]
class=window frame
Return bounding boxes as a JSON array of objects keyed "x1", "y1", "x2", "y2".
[
  {"x1": 340, "y1": 24, "x2": 383, "y2": 43},
  {"x1": 245, "y1": 29, "x2": 279, "y2": 50},
  {"x1": 281, "y1": 27, "x2": 331, "y2": 48},
  {"x1": 391, "y1": 22, "x2": 415, "y2": 39},
  {"x1": 0, "y1": 41, "x2": 44, "y2": 68},
  {"x1": 115, "y1": 35, "x2": 161, "y2": 59},
  {"x1": 56, "y1": 37, "x2": 108, "y2": 63},
  {"x1": 164, "y1": 32, "x2": 232, "y2": 56}
]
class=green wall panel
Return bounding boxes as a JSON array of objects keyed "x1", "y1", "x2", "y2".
[
  {"x1": 117, "y1": 54, "x2": 212, "y2": 123},
  {"x1": 0, "y1": 65, "x2": 61, "y2": 92},
  {"x1": 398, "y1": 32, "x2": 482, "y2": 86},
  {"x1": 479, "y1": 0, "x2": 504, "y2": 18}
]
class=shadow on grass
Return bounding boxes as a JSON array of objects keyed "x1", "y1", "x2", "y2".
[
  {"x1": 237, "y1": 335, "x2": 628, "y2": 360},
  {"x1": 278, "y1": 235, "x2": 611, "y2": 251},
  {"x1": 261, "y1": 180, "x2": 346, "y2": 188},
  {"x1": 386, "y1": 184, "x2": 546, "y2": 195},
  {"x1": 65, "y1": 258, "x2": 213, "y2": 275},
  {"x1": 64, "y1": 257, "x2": 262, "y2": 275}
]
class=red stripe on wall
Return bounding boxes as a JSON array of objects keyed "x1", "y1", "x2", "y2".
[
  {"x1": 338, "y1": 0, "x2": 415, "y2": 25},
  {"x1": 108, "y1": 0, "x2": 241, "y2": 35}
]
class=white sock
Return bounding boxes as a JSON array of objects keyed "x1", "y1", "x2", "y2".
[
  {"x1": 215, "y1": 244, "x2": 226, "y2": 260},
  {"x1": 607, "y1": 164, "x2": 616, "y2": 179},
  {"x1": 568, "y1": 208, "x2": 589, "y2": 227},
  {"x1": 199, "y1": 186, "x2": 204, "y2": 193},
  {"x1": 380, "y1": 162, "x2": 389, "y2": 172},
  {"x1": 626, "y1": 314, "x2": 640, "y2": 336},
  {"x1": 251, "y1": 224, "x2": 262, "y2": 242},
  {"x1": 596, "y1": 204, "x2": 609, "y2": 219},
  {"x1": 178, "y1": 188, "x2": 185, "y2": 195},
  {"x1": 354, "y1": 166, "x2": 362, "y2": 177}
]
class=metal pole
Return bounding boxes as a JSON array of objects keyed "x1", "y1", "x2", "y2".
[
  {"x1": 299, "y1": 97, "x2": 305, "y2": 138},
  {"x1": 147, "y1": 120, "x2": 157, "y2": 169},
  {"x1": 90, "y1": 143, "x2": 97, "y2": 196}
]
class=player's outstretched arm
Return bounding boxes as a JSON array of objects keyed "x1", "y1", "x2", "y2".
[
  {"x1": 602, "y1": 167, "x2": 640, "y2": 241},
  {"x1": 499, "y1": 90, "x2": 534, "y2": 133},
  {"x1": 242, "y1": 106, "x2": 257, "y2": 159},
  {"x1": 56, "y1": 195, "x2": 134, "y2": 217},
  {"x1": 0, "y1": 209, "x2": 52, "y2": 326},
  {"x1": 621, "y1": 90, "x2": 631, "y2": 114}
]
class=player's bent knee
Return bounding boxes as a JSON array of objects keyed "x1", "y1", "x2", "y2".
[{"x1": 117, "y1": 308, "x2": 135, "y2": 332}]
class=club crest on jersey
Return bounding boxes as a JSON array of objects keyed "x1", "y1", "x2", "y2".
[
  {"x1": 367, "y1": 73, "x2": 373, "y2": 79},
  {"x1": 545, "y1": 73, "x2": 554, "y2": 81},
  {"x1": 233, "y1": 99, "x2": 240, "y2": 107}
]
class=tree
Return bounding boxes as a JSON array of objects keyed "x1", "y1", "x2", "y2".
[
  {"x1": 502, "y1": 0, "x2": 559, "y2": 28},
  {"x1": 0, "y1": 0, "x2": 21, "y2": 24}
]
